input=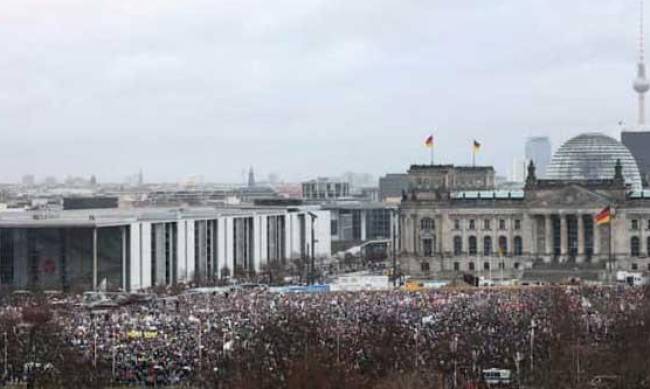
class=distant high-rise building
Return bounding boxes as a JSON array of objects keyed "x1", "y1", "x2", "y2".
[
  {"x1": 378, "y1": 173, "x2": 409, "y2": 202},
  {"x1": 248, "y1": 167, "x2": 256, "y2": 188},
  {"x1": 622, "y1": 132, "x2": 650, "y2": 186},
  {"x1": 622, "y1": 1, "x2": 650, "y2": 187},
  {"x1": 509, "y1": 158, "x2": 528, "y2": 182},
  {"x1": 138, "y1": 169, "x2": 144, "y2": 186},
  {"x1": 90, "y1": 175, "x2": 97, "y2": 186},
  {"x1": 21, "y1": 174, "x2": 35, "y2": 187},
  {"x1": 525, "y1": 137, "x2": 551, "y2": 177},
  {"x1": 302, "y1": 178, "x2": 350, "y2": 200}
]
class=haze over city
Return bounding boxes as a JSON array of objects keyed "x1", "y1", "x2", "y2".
[{"x1": 0, "y1": 0, "x2": 643, "y2": 182}]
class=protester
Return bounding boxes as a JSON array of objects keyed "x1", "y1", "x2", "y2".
[{"x1": 0, "y1": 285, "x2": 644, "y2": 386}]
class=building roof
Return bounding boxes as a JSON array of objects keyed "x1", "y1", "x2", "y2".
[
  {"x1": 0, "y1": 206, "x2": 297, "y2": 228},
  {"x1": 545, "y1": 132, "x2": 643, "y2": 190},
  {"x1": 450, "y1": 190, "x2": 525, "y2": 200}
]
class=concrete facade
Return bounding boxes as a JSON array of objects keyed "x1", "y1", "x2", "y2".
[{"x1": 0, "y1": 206, "x2": 331, "y2": 292}]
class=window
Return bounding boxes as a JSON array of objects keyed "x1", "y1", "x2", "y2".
[
  {"x1": 631, "y1": 236, "x2": 641, "y2": 257},
  {"x1": 483, "y1": 236, "x2": 492, "y2": 256},
  {"x1": 648, "y1": 236, "x2": 650, "y2": 256},
  {"x1": 499, "y1": 219, "x2": 506, "y2": 230},
  {"x1": 468, "y1": 236, "x2": 477, "y2": 255},
  {"x1": 421, "y1": 262, "x2": 430, "y2": 272},
  {"x1": 469, "y1": 262, "x2": 475, "y2": 271},
  {"x1": 631, "y1": 263, "x2": 638, "y2": 270},
  {"x1": 469, "y1": 219, "x2": 476, "y2": 230},
  {"x1": 453, "y1": 236, "x2": 462, "y2": 256},
  {"x1": 632, "y1": 219, "x2": 639, "y2": 231},
  {"x1": 514, "y1": 236, "x2": 523, "y2": 256},
  {"x1": 421, "y1": 217, "x2": 435, "y2": 231},
  {"x1": 331, "y1": 220, "x2": 338, "y2": 235},
  {"x1": 483, "y1": 219, "x2": 491, "y2": 230},
  {"x1": 498, "y1": 236, "x2": 508, "y2": 255},
  {"x1": 453, "y1": 262, "x2": 460, "y2": 271},
  {"x1": 484, "y1": 262, "x2": 490, "y2": 270},
  {"x1": 514, "y1": 262, "x2": 520, "y2": 270},
  {"x1": 498, "y1": 262, "x2": 505, "y2": 270},
  {"x1": 423, "y1": 238, "x2": 433, "y2": 257},
  {"x1": 647, "y1": 219, "x2": 650, "y2": 230},
  {"x1": 514, "y1": 219, "x2": 521, "y2": 230},
  {"x1": 454, "y1": 219, "x2": 461, "y2": 230}
]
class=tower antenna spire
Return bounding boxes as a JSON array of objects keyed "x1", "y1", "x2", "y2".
[
  {"x1": 641, "y1": 0, "x2": 645, "y2": 62},
  {"x1": 634, "y1": 0, "x2": 650, "y2": 127}
]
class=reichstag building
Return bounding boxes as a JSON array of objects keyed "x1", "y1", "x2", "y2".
[{"x1": 399, "y1": 133, "x2": 650, "y2": 277}]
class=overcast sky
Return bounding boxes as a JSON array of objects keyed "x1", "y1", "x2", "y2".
[{"x1": 0, "y1": 0, "x2": 644, "y2": 183}]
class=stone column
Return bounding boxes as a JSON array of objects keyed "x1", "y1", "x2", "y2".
[
  {"x1": 560, "y1": 214, "x2": 568, "y2": 257},
  {"x1": 92, "y1": 227, "x2": 98, "y2": 291},
  {"x1": 412, "y1": 215, "x2": 418, "y2": 256},
  {"x1": 438, "y1": 215, "x2": 445, "y2": 255},
  {"x1": 524, "y1": 213, "x2": 533, "y2": 256},
  {"x1": 544, "y1": 215, "x2": 552, "y2": 259},
  {"x1": 577, "y1": 214, "x2": 585, "y2": 263},
  {"x1": 122, "y1": 226, "x2": 128, "y2": 291},
  {"x1": 593, "y1": 216, "x2": 601, "y2": 257},
  {"x1": 508, "y1": 216, "x2": 514, "y2": 256}
]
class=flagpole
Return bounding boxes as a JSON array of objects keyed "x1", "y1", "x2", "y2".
[
  {"x1": 430, "y1": 144, "x2": 434, "y2": 166},
  {"x1": 472, "y1": 149, "x2": 476, "y2": 167}
]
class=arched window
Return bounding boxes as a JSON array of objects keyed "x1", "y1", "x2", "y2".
[
  {"x1": 468, "y1": 236, "x2": 477, "y2": 256},
  {"x1": 483, "y1": 236, "x2": 492, "y2": 256},
  {"x1": 453, "y1": 236, "x2": 462, "y2": 256},
  {"x1": 631, "y1": 236, "x2": 640, "y2": 257},
  {"x1": 469, "y1": 262, "x2": 475, "y2": 271},
  {"x1": 484, "y1": 262, "x2": 490, "y2": 270},
  {"x1": 514, "y1": 236, "x2": 523, "y2": 256},
  {"x1": 647, "y1": 236, "x2": 650, "y2": 256},
  {"x1": 420, "y1": 217, "x2": 435, "y2": 231},
  {"x1": 498, "y1": 236, "x2": 508, "y2": 256}
]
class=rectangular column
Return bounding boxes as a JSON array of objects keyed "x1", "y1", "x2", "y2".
[
  {"x1": 560, "y1": 215, "x2": 568, "y2": 257},
  {"x1": 437, "y1": 215, "x2": 444, "y2": 255},
  {"x1": 593, "y1": 215, "x2": 601, "y2": 256},
  {"x1": 92, "y1": 228, "x2": 98, "y2": 291},
  {"x1": 544, "y1": 215, "x2": 552, "y2": 257},
  {"x1": 577, "y1": 214, "x2": 585, "y2": 262},
  {"x1": 122, "y1": 226, "x2": 127, "y2": 291}
]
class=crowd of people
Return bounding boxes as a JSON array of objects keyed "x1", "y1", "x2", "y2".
[{"x1": 0, "y1": 283, "x2": 646, "y2": 387}]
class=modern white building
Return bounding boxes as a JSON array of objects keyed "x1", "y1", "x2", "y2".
[{"x1": 0, "y1": 206, "x2": 330, "y2": 292}]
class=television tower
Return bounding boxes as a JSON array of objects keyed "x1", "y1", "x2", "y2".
[{"x1": 634, "y1": 0, "x2": 650, "y2": 126}]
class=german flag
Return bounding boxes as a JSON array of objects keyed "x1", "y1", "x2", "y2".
[
  {"x1": 425, "y1": 135, "x2": 434, "y2": 148},
  {"x1": 595, "y1": 206, "x2": 612, "y2": 225}
]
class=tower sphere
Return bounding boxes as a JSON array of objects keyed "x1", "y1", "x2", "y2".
[{"x1": 634, "y1": 76, "x2": 650, "y2": 93}]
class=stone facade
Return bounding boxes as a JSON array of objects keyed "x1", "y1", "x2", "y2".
[
  {"x1": 399, "y1": 161, "x2": 650, "y2": 277},
  {"x1": 406, "y1": 165, "x2": 495, "y2": 193}
]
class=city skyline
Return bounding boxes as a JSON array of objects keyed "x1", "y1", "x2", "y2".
[{"x1": 0, "y1": 0, "x2": 645, "y2": 182}]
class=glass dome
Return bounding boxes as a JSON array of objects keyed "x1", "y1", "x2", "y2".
[{"x1": 544, "y1": 132, "x2": 642, "y2": 190}]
